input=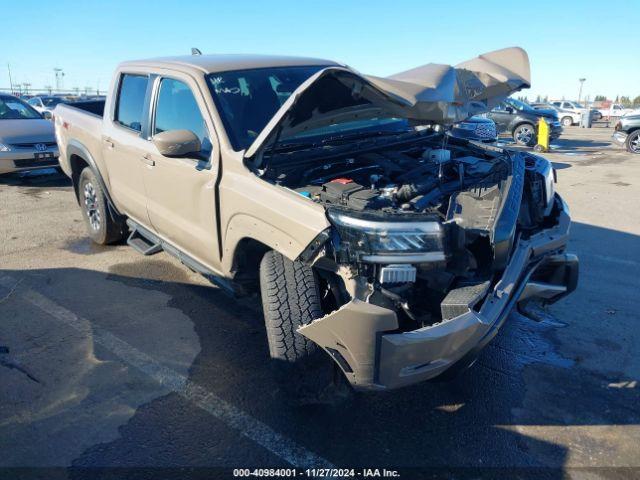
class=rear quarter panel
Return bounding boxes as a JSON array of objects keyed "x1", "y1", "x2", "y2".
[{"x1": 54, "y1": 105, "x2": 105, "y2": 178}]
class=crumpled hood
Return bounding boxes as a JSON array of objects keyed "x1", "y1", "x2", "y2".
[
  {"x1": 245, "y1": 47, "x2": 531, "y2": 160},
  {"x1": 0, "y1": 119, "x2": 55, "y2": 144}
]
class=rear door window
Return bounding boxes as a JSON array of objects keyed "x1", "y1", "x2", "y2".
[{"x1": 114, "y1": 74, "x2": 148, "y2": 132}]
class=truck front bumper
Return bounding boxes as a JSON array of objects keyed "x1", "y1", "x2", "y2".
[{"x1": 298, "y1": 195, "x2": 577, "y2": 390}]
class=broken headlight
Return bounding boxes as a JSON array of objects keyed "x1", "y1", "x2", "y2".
[
  {"x1": 527, "y1": 155, "x2": 555, "y2": 216},
  {"x1": 327, "y1": 209, "x2": 445, "y2": 263}
]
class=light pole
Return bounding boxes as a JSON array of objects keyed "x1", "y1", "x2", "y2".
[
  {"x1": 54, "y1": 68, "x2": 64, "y2": 92},
  {"x1": 578, "y1": 78, "x2": 586, "y2": 105},
  {"x1": 7, "y1": 63, "x2": 14, "y2": 94}
]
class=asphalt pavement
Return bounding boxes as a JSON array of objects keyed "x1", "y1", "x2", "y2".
[{"x1": 1, "y1": 126, "x2": 639, "y2": 479}]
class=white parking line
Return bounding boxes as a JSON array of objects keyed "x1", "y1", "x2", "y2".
[{"x1": 0, "y1": 275, "x2": 334, "y2": 469}]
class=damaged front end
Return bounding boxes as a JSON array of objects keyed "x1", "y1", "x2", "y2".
[
  {"x1": 244, "y1": 47, "x2": 578, "y2": 390},
  {"x1": 289, "y1": 139, "x2": 577, "y2": 390}
]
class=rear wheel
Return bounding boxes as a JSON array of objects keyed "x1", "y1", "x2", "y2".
[
  {"x1": 259, "y1": 250, "x2": 348, "y2": 403},
  {"x1": 561, "y1": 116, "x2": 573, "y2": 127},
  {"x1": 513, "y1": 123, "x2": 536, "y2": 146},
  {"x1": 78, "y1": 167, "x2": 127, "y2": 245},
  {"x1": 625, "y1": 130, "x2": 640, "y2": 154}
]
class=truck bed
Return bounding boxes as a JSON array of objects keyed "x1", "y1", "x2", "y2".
[{"x1": 54, "y1": 101, "x2": 107, "y2": 180}]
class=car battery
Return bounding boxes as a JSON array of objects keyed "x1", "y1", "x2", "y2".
[{"x1": 320, "y1": 180, "x2": 381, "y2": 210}]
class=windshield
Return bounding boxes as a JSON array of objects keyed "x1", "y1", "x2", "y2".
[
  {"x1": 42, "y1": 97, "x2": 63, "y2": 107},
  {"x1": 505, "y1": 98, "x2": 534, "y2": 112},
  {"x1": 0, "y1": 96, "x2": 42, "y2": 120},
  {"x1": 286, "y1": 117, "x2": 410, "y2": 142},
  {"x1": 207, "y1": 66, "x2": 326, "y2": 150}
]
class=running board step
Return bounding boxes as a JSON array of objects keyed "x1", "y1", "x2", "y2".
[{"x1": 127, "y1": 227, "x2": 162, "y2": 256}]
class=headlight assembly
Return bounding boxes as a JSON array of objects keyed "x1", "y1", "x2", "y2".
[
  {"x1": 527, "y1": 155, "x2": 555, "y2": 216},
  {"x1": 454, "y1": 122, "x2": 476, "y2": 131},
  {"x1": 327, "y1": 209, "x2": 445, "y2": 263},
  {"x1": 0, "y1": 143, "x2": 11, "y2": 152}
]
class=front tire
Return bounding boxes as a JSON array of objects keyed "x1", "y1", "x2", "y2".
[
  {"x1": 625, "y1": 130, "x2": 640, "y2": 154},
  {"x1": 561, "y1": 116, "x2": 573, "y2": 127},
  {"x1": 259, "y1": 250, "x2": 343, "y2": 403},
  {"x1": 78, "y1": 167, "x2": 127, "y2": 245},
  {"x1": 513, "y1": 123, "x2": 536, "y2": 146}
]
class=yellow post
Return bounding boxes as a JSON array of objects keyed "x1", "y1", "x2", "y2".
[{"x1": 534, "y1": 117, "x2": 550, "y2": 152}]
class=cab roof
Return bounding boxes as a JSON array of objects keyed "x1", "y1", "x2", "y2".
[{"x1": 121, "y1": 54, "x2": 340, "y2": 74}]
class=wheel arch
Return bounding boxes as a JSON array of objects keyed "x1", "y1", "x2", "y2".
[
  {"x1": 512, "y1": 120, "x2": 536, "y2": 134},
  {"x1": 67, "y1": 140, "x2": 123, "y2": 219},
  {"x1": 228, "y1": 237, "x2": 272, "y2": 294}
]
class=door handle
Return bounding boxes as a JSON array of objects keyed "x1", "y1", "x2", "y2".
[
  {"x1": 140, "y1": 154, "x2": 155, "y2": 167},
  {"x1": 102, "y1": 136, "x2": 115, "y2": 149}
]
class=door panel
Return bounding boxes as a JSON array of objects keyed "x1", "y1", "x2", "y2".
[
  {"x1": 102, "y1": 73, "x2": 151, "y2": 225},
  {"x1": 487, "y1": 107, "x2": 511, "y2": 133},
  {"x1": 141, "y1": 76, "x2": 220, "y2": 270}
]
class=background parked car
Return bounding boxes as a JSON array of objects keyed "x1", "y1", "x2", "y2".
[
  {"x1": 449, "y1": 116, "x2": 497, "y2": 143},
  {"x1": 0, "y1": 94, "x2": 59, "y2": 174},
  {"x1": 597, "y1": 103, "x2": 634, "y2": 119},
  {"x1": 27, "y1": 96, "x2": 67, "y2": 116},
  {"x1": 531, "y1": 102, "x2": 581, "y2": 126},
  {"x1": 612, "y1": 114, "x2": 640, "y2": 153},
  {"x1": 551, "y1": 100, "x2": 601, "y2": 122},
  {"x1": 486, "y1": 98, "x2": 562, "y2": 146}
]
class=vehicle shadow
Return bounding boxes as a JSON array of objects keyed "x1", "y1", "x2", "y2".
[
  {"x1": 1, "y1": 222, "x2": 638, "y2": 477},
  {"x1": 550, "y1": 138, "x2": 611, "y2": 152},
  {"x1": 0, "y1": 168, "x2": 71, "y2": 188}
]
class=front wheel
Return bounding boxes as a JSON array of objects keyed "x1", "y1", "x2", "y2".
[
  {"x1": 513, "y1": 123, "x2": 536, "y2": 146},
  {"x1": 259, "y1": 251, "x2": 347, "y2": 403},
  {"x1": 78, "y1": 167, "x2": 127, "y2": 245},
  {"x1": 561, "y1": 116, "x2": 573, "y2": 127},
  {"x1": 625, "y1": 130, "x2": 640, "y2": 154}
]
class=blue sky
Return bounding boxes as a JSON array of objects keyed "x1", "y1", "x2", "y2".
[{"x1": 1, "y1": 0, "x2": 638, "y2": 101}]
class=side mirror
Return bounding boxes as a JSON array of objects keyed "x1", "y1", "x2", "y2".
[
  {"x1": 152, "y1": 129, "x2": 201, "y2": 157},
  {"x1": 505, "y1": 106, "x2": 514, "y2": 113},
  {"x1": 42, "y1": 111, "x2": 53, "y2": 120}
]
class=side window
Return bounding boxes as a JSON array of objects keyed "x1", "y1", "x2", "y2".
[
  {"x1": 114, "y1": 74, "x2": 148, "y2": 132},
  {"x1": 154, "y1": 78, "x2": 211, "y2": 157}
]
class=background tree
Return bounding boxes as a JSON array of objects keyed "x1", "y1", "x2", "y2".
[
  {"x1": 620, "y1": 96, "x2": 632, "y2": 107},
  {"x1": 633, "y1": 96, "x2": 640, "y2": 107},
  {"x1": 594, "y1": 95, "x2": 607, "y2": 101}
]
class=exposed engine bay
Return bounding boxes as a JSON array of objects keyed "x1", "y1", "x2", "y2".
[{"x1": 257, "y1": 132, "x2": 557, "y2": 331}]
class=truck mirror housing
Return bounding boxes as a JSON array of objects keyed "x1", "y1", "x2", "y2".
[{"x1": 152, "y1": 129, "x2": 201, "y2": 156}]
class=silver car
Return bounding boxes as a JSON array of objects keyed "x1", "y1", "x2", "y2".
[{"x1": 0, "y1": 94, "x2": 59, "y2": 175}]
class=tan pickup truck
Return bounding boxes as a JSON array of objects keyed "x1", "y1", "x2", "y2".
[{"x1": 54, "y1": 48, "x2": 578, "y2": 397}]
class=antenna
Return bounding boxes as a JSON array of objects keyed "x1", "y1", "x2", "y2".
[{"x1": 191, "y1": 48, "x2": 202, "y2": 56}]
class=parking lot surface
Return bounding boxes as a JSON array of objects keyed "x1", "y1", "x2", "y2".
[{"x1": 1, "y1": 126, "x2": 639, "y2": 478}]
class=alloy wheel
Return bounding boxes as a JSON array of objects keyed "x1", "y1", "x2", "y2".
[
  {"x1": 629, "y1": 133, "x2": 640, "y2": 154},
  {"x1": 83, "y1": 182, "x2": 101, "y2": 231},
  {"x1": 515, "y1": 125, "x2": 534, "y2": 145}
]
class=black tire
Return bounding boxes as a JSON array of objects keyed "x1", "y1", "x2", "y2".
[
  {"x1": 260, "y1": 250, "x2": 322, "y2": 361},
  {"x1": 259, "y1": 250, "x2": 346, "y2": 403},
  {"x1": 78, "y1": 167, "x2": 127, "y2": 245},
  {"x1": 625, "y1": 130, "x2": 640, "y2": 154},
  {"x1": 513, "y1": 123, "x2": 536, "y2": 146},
  {"x1": 561, "y1": 116, "x2": 573, "y2": 127}
]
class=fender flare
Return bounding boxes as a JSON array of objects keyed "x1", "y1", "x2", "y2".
[
  {"x1": 67, "y1": 139, "x2": 123, "y2": 218},
  {"x1": 222, "y1": 213, "x2": 311, "y2": 273}
]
